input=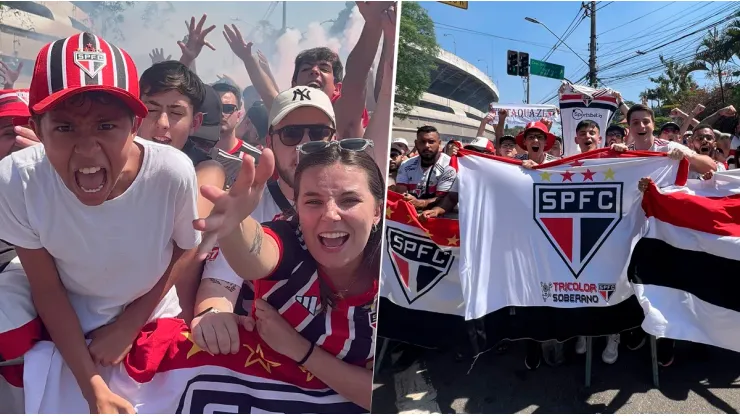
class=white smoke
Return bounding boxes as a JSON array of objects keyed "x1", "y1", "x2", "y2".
[{"x1": 96, "y1": 2, "x2": 372, "y2": 94}]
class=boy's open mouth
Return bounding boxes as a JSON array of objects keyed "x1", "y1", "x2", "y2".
[{"x1": 75, "y1": 166, "x2": 107, "y2": 193}]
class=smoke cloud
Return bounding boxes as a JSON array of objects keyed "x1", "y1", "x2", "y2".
[{"x1": 97, "y1": 2, "x2": 370, "y2": 93}]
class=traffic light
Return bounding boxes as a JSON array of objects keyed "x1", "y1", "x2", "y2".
[
  {"x1": 506, "y1": 50, "x2": 519, "y2": 76},
  {"x1": 518, "y1": 52, "x2": 530, "y2": 77}
]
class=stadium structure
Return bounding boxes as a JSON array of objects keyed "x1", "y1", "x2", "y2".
[
  {"x1": 0, "y1": 2, "x2": 94, "y2": 88},
  {"x1": 393, "y1": 48, "x2": 499, "y2": 145}
]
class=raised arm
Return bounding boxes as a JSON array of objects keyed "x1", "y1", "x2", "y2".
[
  {"x1": 495, "y1": 109, "x2": 507, "y2": 139},
  {"x1": 223, "y1": 25, "x2": 280, "y2": 110},
  {"x1": 363, "y1": 7, "x2": 396, "y2": 177},
  {"x1": 701, "y1": 105, "x2": 736, "y2": 126},
  {"x1": 477, "y1": 113, "x2": 495, "y2": 138},
  {"x1": 178, "y1": 14, "x2": 217, "y2": 71},
  {"x1": 257, "y1": 50, "x2": 281, "y2": 93},
  {"x1": 334, "y1": 1, "x2": 390, "y2": 139},
  {"x1": 0, "y1": 60, "x2": 23, "y2": 90}
]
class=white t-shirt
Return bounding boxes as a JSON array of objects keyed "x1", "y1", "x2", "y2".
[
  {"x1": 0, "y1": 138, "x2": 201, "y2": 334},
  {"x1": 202, "y1": 184, "x2": 286, "y2": 287},
  {"x1": 728, "y1": 135, "x2": 740, "y2": 169},
  {"x1": 396, "y1": 153, "x2": 456, "y2": 198},
  {"x1": 631, "y1": 138, "x2": 725, "y2": 180}
]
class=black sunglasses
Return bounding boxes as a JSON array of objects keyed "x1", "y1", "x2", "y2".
[
  {"x1": 297, "y1": 138, "x2": 374, "y2": 158},
  {"x1": 272, "y1": 124, "x2": 336, "y2": 146},
  {"x1": 222, "y1": 104, "x2": 238, "y2": 114}
]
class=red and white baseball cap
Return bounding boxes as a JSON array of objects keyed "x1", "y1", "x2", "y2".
[
  {"x1": 28, "y1": 32, "x2": 147, "y2": 118},
  {"x1": 465, "y1": 136, "x2": 495, "y2": 153},
  {"x1": 0, "y1": 89, "x2": 31, "y2": 125},
  {"x1": 515, "y1": 121, "x2": 556, "y2": 151}
]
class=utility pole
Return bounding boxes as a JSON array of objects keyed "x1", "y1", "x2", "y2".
[
  {"x1": 282, "y1": 1, "x2": 287, "y2": 35},
  {"x1": 588, "y1": 1, "x2": 597, "y2": 87},
  {"x1": 526, "y1": 76, "x2": 530, "y2": 104}
]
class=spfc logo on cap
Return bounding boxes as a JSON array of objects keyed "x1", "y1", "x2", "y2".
[
  {"x1": 534, "y1": 183, "x2": 623, "y2": 278},
  {"x1": 74, "y1": 45, "x2": 107, "y2": 78},
  {"x1": 386, "y1": 227, "x2": 453, "y2": 304}
]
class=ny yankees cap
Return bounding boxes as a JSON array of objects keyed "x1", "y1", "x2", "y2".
[
  {"x1": 268, "y1": 86, "x2": 335, "y2": 128},
  {"x1": 0, "y1": 89, "x2": 31, "y2": 124},
  {"x1": 28, "y1": 32, "x2": 147, "y2": 118}
]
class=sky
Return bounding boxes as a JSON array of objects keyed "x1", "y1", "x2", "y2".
[
  {"x1": 107, "y1": 1, "x2": 365, "y2": 91},
  {"x1": 420, "y1": 1, "x2": 736, "y2": 106}
]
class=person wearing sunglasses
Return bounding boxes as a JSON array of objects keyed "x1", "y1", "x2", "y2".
[
  {"x1": 192, "y1": 131, "x2": 382, "y2": 410},
  {"x1": 211, "y1": 83, "x2": 261, "y2": 161},
  {"x1": 189, "y1": 86, "x2": 340, "y2": 359}
]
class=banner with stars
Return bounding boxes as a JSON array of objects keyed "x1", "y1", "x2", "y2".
[
  {"x1": 378, "y1": 192, "x2": 470, "y2": 349},
  {"x1": 456, "y1": 148, "x2": 688, "y2": 325},
  {"x1": 19, "y1": 318, "x2": 364, "y2": 414}
]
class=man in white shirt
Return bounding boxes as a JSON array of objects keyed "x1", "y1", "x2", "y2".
[
  {"x1": 394, "y1": 125, "x2": 456, "y2": 211},
  {"x1": 0, "y1": 32, "x2": 201, "y2": 413},
  {"x1": 620, "y1": 104, "x2": 717, "y2": 176}
]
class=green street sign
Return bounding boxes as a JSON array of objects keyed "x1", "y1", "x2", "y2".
[{"x1": 531, "y1": 59, "x2": 565, "y2": 80}]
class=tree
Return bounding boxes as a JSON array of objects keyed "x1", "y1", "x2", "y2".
[
  {"x1": 695, "y1": 27, "x2": 733, "y2": 104},
  {"x1": 394, "y1": 2, "x2": 439, "y2": 118}
]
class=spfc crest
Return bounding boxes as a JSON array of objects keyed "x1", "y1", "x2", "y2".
[
  {"x1": 534, "y1": 182, "x2": 623, "y2": 278},
  {"x1": 74, "y1": 47, "x2": 107, "y2": 78},
  {"x1": 386, "y1": 227, "x2": 453, "y2": 304},
  {"x1": 581, "y1": 94, "x2": 592, "y2": 107}
]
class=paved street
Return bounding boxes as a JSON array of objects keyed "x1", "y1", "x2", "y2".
[{"x1": 372, "y1": 338, "x2": 740, "y2": 413}]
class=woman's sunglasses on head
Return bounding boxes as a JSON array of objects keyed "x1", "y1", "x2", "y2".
[
  {"x1": 273, "y1": 124, "x2": 336, "y2": 146},
  {"x1": 297, "y1": 138, "x2": 374, "y2": 159}
]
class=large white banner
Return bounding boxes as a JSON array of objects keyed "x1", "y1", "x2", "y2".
[
  {"x1": 486, "y1": 103, "x2": 561, "y2": 133},
  {"x1": 456, "y1": 149, "x2": 688, "y2": 321},
  {"x1": 559, "y1": 82, "x2": 619, "y2": 156}
]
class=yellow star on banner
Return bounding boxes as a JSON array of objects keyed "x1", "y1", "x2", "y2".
[
  {"x1": 604, "y1": 168, "x2": 615, "y2": 180},
  {"x1": 447, "y1": 235, "x2": 460, "y2": 246},
  {"x1": 299, "y1": 366, "x2": 315, "y2": 382},
  {"x1": 540, "y1": 171, "x2": 552, "y2": 182},
  {"x1": 385, "y1": 207, "x2": 394, "y2": 218},
  {"x1": 425, "y1": 230, "x2": 434, "y2": 238},
  {"x1": 181, "y1": 331, "x2": 213, "y2": 359},
  {"x1": 407, "y1": 214, "x2": 416, "y2": 224},
  {"x1": 244, "y1": 343, "x2": 281, "y2": 373}
]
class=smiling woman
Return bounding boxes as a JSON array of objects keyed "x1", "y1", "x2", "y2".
[{"x1": 192, "y1": 142, "x2": 383, "y2": 410}]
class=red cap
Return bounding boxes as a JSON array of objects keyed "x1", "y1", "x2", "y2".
[
  {"x1": 516, "y1": 121, "x2": 556, "y2": 151},
  {"x1": 0, "y1": 89, "x2": 31, "y2": 124},
  {"x1": 28, "y1": 32, "x2": 147, "y2": 118}
]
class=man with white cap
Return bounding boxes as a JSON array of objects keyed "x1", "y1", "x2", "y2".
[
  {"x1": 392, "y1": 137, "x2": 409, "y2": 155},
  {"x1": 190, "y1": 86, "x2": 338, "y2": 352}
]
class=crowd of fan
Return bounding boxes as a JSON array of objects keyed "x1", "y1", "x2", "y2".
[
  {"x1": 386, "y1": 96, "x2": 738, "y2": 369},
  {"x1": 0, "y1": 3, "x2": 395, "y2": 413}
]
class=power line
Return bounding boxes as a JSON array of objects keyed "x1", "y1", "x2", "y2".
[
  {"x1": 541, "y1": 5, "x2": 586, "y2": 62},
  {"x1": 434, "y1": 22, "x2": 591, "y2": 53},
  {"x1": 597, "y1": 2, "x2": 676, "y2": 36},
  {"x1": 597, "y1": 11, "x2": 738, "y2": 73},
  {"x1": 596, "y1": 1, "x2": 613, "y2": 12}
]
